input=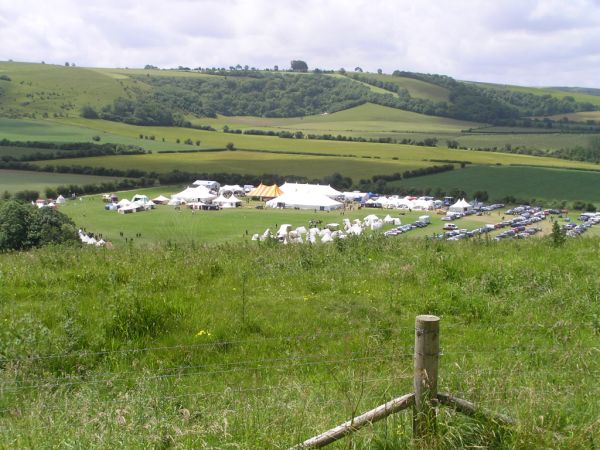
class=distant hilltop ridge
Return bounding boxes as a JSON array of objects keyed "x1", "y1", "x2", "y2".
[{"x1": 1, "y1": 61, "x2": 599, "y2": 129}]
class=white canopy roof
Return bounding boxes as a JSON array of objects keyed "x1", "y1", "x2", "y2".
[
  {"x1": 450, "y1": 198, "x2": 472, "y2": 208},
  {"x1": 213, "y1": 194, "x2": 242, "y2": 207},
  {"x1": 172, "y1": 186, "x2": 217, "y2": 202},
  {"x1": 219, "y1": 185, "x2": 245, "y2": 194},
  {"x1": 152, "y1": 195, "x2": 170, "y2": 203},
  {"x1": 280, "y1": 182, "x2": 342, "y2": 199},
  {"x1": 266, "y1": 191, "x2": 343, "y2": 210}
]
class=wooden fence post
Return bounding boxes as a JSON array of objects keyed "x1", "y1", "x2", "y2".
[{"x1": 413, "y1": 314, "x2": 440, "y2": 441}]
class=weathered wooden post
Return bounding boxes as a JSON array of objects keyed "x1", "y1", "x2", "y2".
[{"x1": 413, "y1": 314, "x2": 440, "y2": 441}]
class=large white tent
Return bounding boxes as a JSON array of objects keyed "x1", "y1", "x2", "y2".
[
  {"x1": 266, "y1": 191, "x2": 343, "y2": 211},
  {"x1": 172, "y1": 186, "x2": 217, "y2": 203},
  {"x1": 449, "y1": 198, "x2": 473, "y2": 213},
  {"x1": 280, "y1": 182, "x2": 342, "y2": 199}
]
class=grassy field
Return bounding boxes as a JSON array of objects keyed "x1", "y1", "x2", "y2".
[
  {"x1": 472, "y1": 81, "x2": 600, "y2": 108},
  {"x1": 0, "y1": 170, "x2": 124, "y2": 194},
  {"x1": 393, "y1": 165, "x2": 600, "y2": 203},
  {"x1": 0, "y1": 61, "x2": 136, "y2": 116},
  {"x1": 196, "y1": 103, "x2": 481, "y2": 133},
  {"x1": 541, "y1": 111, "x2": 600, "y2": 123},
  {"x1": 0, "y1": 238, "x2": 598, "y2": 448},
  {"x1": 56, "y1": 188, "x2": 469, "y2": 246},
  {"x1": 353, "y1": 73, "x2": 451, "y2": 102},
  {"x1": 55, "y1": 187, "x2": 599, "y2": 248}
]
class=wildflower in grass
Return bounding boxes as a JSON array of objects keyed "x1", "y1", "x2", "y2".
[{"x1": 196, "y1": 329, "x2": 212, "y2": 337}]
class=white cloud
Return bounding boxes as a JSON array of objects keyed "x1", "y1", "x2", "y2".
[{"x1": 0, "y1": 0, "x2": 599, "y2": 86}]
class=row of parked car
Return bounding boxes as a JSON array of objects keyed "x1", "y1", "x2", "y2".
[
  {"x1": 384, "y1": 219, "x2": 430, "y2": 237},
  {"x1": 564, "y1": 214, "x2": 600, "y2": 237}
]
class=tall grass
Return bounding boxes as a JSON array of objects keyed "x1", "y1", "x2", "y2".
[{"x1": 0, "y1": 237, "x2": 598, "y2": 448}]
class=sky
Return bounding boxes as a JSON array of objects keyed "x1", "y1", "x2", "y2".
[{"x1": 1, "y1": 0, "x2": 600, "y2": 87}]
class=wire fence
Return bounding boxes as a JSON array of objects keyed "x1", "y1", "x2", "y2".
[
  {"x1": 2, "y1": 321, "x2": 593, "y2": 364},
  {"x1": 1, "y1": 319, "x2": 598, "y2": 447}
]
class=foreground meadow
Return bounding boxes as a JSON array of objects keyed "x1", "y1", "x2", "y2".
[{"x1": 0, "y1": 238, "x2": 598, "y2": 448}]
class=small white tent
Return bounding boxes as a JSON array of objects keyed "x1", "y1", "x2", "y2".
[
  {"x1": 213, "y1": 194, "x2": 242, "y2": 208},
  {"x1": 152, "y1": 195, "x2": 170, "y2": 205},
  {"x1": 55, "y1": 195, "x2": 66, "y2": 205},
  {"x1": 219, "y1": 185, "x2": 245, "y2": 196},
  {"x1": 449, "y1": 198, "x2": 473, "y2": 213}
]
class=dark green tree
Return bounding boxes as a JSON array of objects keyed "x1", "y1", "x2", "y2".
[
  {"x1": 290, "y1": 60, "x2": 308, "y2": 72},
  {"x1": 551, "y1": 220, "x2": 566, "y2": 247},
  {"x1": 0, "y1": 201, "x2": 32, "y2": 250}
]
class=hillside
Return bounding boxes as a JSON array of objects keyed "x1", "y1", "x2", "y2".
[
  {"x1": 2, "y1": 61, "x2": 598, "y2": 126},
  {"x1": 1, "y1": 239, "x2": 598, "y2": 447}
]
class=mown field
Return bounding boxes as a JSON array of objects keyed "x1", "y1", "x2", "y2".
[
  {"x1": 0, "y1": 239, "x2": 598, "y2": 448},
  {"x1": 0, "y1": 170, "x2": 124, "y2": 194},
  {"x1": 55, "y1": 187, "x2": 599, "y2": 248},
  {"x1": 392, "y1": 165, "x2": 600, "y2": 203},
  {"x1": 56, "y1": 188, "x2": 487, "y2": 246}
]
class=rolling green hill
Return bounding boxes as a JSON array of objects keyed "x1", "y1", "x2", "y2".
[
  {"x1": 2, "y1": 61, "x2": 600, "y2": 203},
  {"x1": 349, "y1": 73, "x2": 451, "y2": 102}
]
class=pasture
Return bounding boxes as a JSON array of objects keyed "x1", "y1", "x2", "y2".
[
  {"x1": 0, "y1": 170, "x2": 123, "y2": 194},
  {"x1": 393, "y1": 165, "x2": 600, "y2": 203},
  {"x1": 354, "y1": 73, "x2": 451, "y2": 102},
  {"x1": 472, "y1": 81, "x2": 600, "y2": 108},
  {"x1": 196, "y1": 103, "x2": 481, "y2": 133},
  {"x1": 0, "y1": 238, "x2": 598, "y2": 448}
]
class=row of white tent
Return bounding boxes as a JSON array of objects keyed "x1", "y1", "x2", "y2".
[
  {"x1": 252, "y1": 214, "x2": 404, "y2": 244},
  {"x1": 365, "y1": 196, "x2": 443, "y2": 210},
  {"x1": 78, "y1": 230, "x2": 107, "y2": 246},
  {"x1": 169, "y1": 186, "x2": 242, "y2": 208}
]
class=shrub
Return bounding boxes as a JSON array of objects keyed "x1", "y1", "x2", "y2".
[{"x1": 80, "y1": 105, "x2": 98, "y2": 119}]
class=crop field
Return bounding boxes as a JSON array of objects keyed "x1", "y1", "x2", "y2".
[
  {"x1": 31, "y1": 151, "x2": 433, "y2": 180},
  {"x1": 14, "y1": 117, "x2": 596, "y2": 171},
  {"x1": 1, "y1": 238, "x2": 598, "y2": 448},
  {"x1": 0, "y1": 145, "x2": 58, "y2": 158},
  {"x1": 0, "y1": 169, "x2": 123, "y2": 194},
  {"x1": 0, "y1": 118, "x2": 197, "y2": 151},
  {"x1": 392, "y1": 165, "x2": 600, "y2": 203}
]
